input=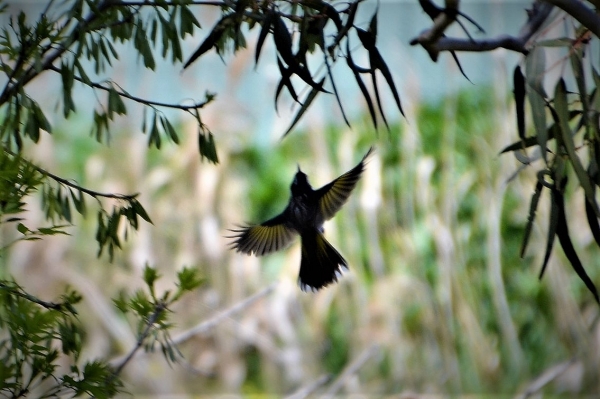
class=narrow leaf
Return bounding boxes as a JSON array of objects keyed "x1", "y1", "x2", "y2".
[
  {"x1": 540, "y1": 183, "x2": 560, "y2": 278},
  {"x1": 255, "y1": 10, "x2": 274, "y2": 66},
  {"x1": 282, "y1": 79, "x2": 324, "y2": 138},
  {"x1": 521, "y1": 179, "x2": 544, "y2": 257},
  {"x1": 513, "y1": 65, "x2": 526, "y2": 141},
  {"x1": 555, "y1": 189, "x2": 600, "y2": 303},
  {"x1": 554, "y1": 79, "x2": 599, "y2": 216}
]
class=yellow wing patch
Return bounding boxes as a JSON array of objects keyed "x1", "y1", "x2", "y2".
[{"x1": 230, "y1": 224, "x2": 297, "y2": 256}]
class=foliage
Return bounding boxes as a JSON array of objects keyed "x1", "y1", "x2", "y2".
[
  {"x1": 0, "y1": 280, "x2": 122, "y2": 398},
  {"x1": 0, "y1": 0, "x2": 599, "y2": 396}
]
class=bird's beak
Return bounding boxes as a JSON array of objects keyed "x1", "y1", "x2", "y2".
[{"x1": 297, "y1": 164, "x2": 301, "y2": 172}]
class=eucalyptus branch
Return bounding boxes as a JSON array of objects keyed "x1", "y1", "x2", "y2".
[
  {"x1": 3, "y1": 147, "x2": 139, "y2": 201},
  {"x1": 544, "y1": 0, "x2": 600, "y2": 38},
  {"x1": 46, "y1": 65, "x2": 211, "y2": 111},
  {"x1": 410, "y1": 1, "x2": 554, "y2": 60}
]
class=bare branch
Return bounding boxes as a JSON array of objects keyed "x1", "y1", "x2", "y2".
[
  {"x1": 171, "y1": 283, "x2": 276, "y2": 345},
  {"x1": 513, "y1": 358, "x2": 577, "y2": 399},
  {"x1": 410, "y1": 2, "x2": 554, "y2": 59},
  {"x1": 544, "y1": 0, "x2": 600, "y2": 38},
  {"x1": 284, "y1": 374, "x2": 331, "y2": 399},
  {"x1": 321, "y1": 344, "x2": 380, "y2": 399}
]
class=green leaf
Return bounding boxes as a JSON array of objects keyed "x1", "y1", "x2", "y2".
[
  {"x1": 17, "y1": 222, "x2": 30, "y2": 234},
  {"x1": 198, "y1": 130, "x2": 219, "y2": 163},
  {"x1": 536, "y1": 38, "x2": 573, "y2": 47},
  {"x1": 554, "y1": 187, "x2": 600, "y2": 303},
  {"x1": 160, "y1": 116, "x2": 179, "y2": 144},
  {"x1": 143, "y1": 264, "x2": 160, "y2": 291},
  {"x1": 176, "y1": 266, "x2": 204, "y2": 292},
  {"x1": 526, "y1": 46, "x2": 547, "y2": 162},
  {"x1": 132, "y1": 199, "x2": 152, "y2": 224},
  {"x1": 554, "y1": 79, "x2": 598, "y2": 216},
  {"x1": 521, "y1": 178, "x2": 544, "y2": 258}
]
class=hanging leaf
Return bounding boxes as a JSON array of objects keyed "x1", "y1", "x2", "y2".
[
  {"x1": 183, "y1": 15, "x2": 229, "y2": 69},
  {"x1": 526, "y1": 46, "x2": 547, "y2": 163},
  {"x1": 554, "y1": 187, "x2": 600, "y2": 303},
  {"x1": 282, "y1": 79, "x2": 324, "y2": 138},
  {"x1": 346, "y1": 41, "x2": 377, "y2": 129},
  {"x1": 554, "y1": 79, "x2": 599, "y2": 217},
  {"x1": 255, "y1": 10, "x2": 274, "y2": 66},
  {"x1": 540, "y1": 180, "x2": 560, "y2": 279},
  {"x1": 521, "y1": 178, "x2": 544, "y2": 257},
  {"x1": 513, "y1": 65, "x2": 526, "y2": 141}
]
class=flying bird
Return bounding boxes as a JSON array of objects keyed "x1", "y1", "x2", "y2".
[{"x1": 230, "y1": 147, "x2": 373, "y2": 291}]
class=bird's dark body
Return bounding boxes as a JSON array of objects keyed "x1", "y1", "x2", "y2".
[{"x1": 230, "y1": 148, "x2": 373, "y2": 291}]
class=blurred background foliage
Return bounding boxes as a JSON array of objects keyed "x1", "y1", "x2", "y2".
[{"x1": 3, "y1": 82, "x2": 599, "y2": 396}]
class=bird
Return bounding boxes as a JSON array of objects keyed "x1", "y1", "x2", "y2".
[{"x1": 229, "y1": 147, "x2": 373, "y2": 291}]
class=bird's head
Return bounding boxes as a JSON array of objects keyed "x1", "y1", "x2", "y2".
[{"x1": 291, "y1": 166, "x2": 311, "y2": 195}]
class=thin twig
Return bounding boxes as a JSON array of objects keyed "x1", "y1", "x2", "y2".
[
  {"x1": 46, "y1": 65, "x2": 211, "y2": 111},
  {"x1": 111, "y1": 302, "x2": 167, "y2": 378},
  {"x1": 0, "y1": 281, "x2": 70, "y2": 312},
  {"x1": 321, "y1": 344, "x2": 380, "y2": 399},
  {"x1": 171, "y1": 283, "x2": 277, "y2": 345},
  {"x1": 513, "y1": 358, "x2": 576, "y2": 399},
  {"x1": 284, "y1": 374, "x2": 331, "y2": 399},
  {"x1": 3, "y1": 147, "x2": 139, "y2": 201}
]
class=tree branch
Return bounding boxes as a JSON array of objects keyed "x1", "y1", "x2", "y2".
[
  {"x1": 3, "y1": 147, "x2": 139, "y2": 201},
  {"x1": 410, "y1": 1, "x2": 554, "y2": 59},
  {"x1": 544, "y1": 0, "x2": 600, "y2": 38},
  {"x1": 46, "y1": 65, "x2": 211, "y2": 111}
]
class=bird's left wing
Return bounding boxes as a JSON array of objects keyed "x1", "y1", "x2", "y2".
[
  {"x1": 316, "y1": 147, "x2": 373, "y2": 220},
  {"x1": 229, "y1": 213, "x2": 297, "y2": 256}
]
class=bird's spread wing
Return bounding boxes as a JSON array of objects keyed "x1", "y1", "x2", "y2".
[
  {"x1": 229, "y1": 213, "x2": 297, "y2": 256},
  {"x1": 316, "y1": 147, "x2": 373, "y2": 220}
]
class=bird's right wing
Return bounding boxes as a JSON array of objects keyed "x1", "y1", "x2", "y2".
[
  {"x1": 315, "y1": 147, "x2": 373, "y2": 220},
  {"x1": 229, "y1": 213, "x2": 297, "y2": 256}
]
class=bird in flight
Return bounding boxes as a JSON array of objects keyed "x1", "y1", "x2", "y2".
[{"x1": 230, "y1": 147, "x2": 373, "y2": 291}]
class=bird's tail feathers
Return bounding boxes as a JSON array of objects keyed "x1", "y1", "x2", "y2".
[{"x1": 299, "y1": 230, "x2": 348, "y2": 292}]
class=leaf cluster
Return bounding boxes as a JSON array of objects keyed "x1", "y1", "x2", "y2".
[
  {"x1": 112, "y1": 265, "x2": 204, "y2": 368},
  {"x1": 504, "y1": 32, "x2": 600, "y2": 303},
  {"x1": 0, "y1": 280, "x2": 123, "y2": 399},
  {"x1": 182, "y1": 0, "x2": 405, "y2": 134}
]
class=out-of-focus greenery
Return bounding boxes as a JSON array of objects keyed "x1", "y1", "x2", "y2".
[{"x1": 5, "y1": 86, "x2": 598, "y2": 396}]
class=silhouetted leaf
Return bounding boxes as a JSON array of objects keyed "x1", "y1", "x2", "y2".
[
  {"x1": 255, "y1": 10, "x2": 274, "y2": 66},
  {"x1": 347, "y1": 43, "x2": 377, "y2": 129},
  {"x1": 449, "y1": 50, "x2": 471, "y2": 83},
  {"x1": 274, "y1": 57, "x2": 299, "y2": 111},
  {"x1": 323, "y1": 52, "x2": 350, "y2": 128},
  {"x1": 371, "y1": 48, "x2": 404, "y2": 117},
  {"x1": 555, "y1": 188, "x2": 600, "y2": 303},
  {"x1": 272, "y1": 14, "x2": 295, "y2": 67},
  {"x1": 513, "y1": 65, "x2": 526, "y2": 140},
  {"x1": 282, "y1": 79, "x2": 324, "y2": 138},
  {"x1": 198, "y1": 131, "x2": 219, "y2": 164},
  {"x1": 586, "y1": 198, "x2": 600, "y2": 248},
  {"x1": 521, "y1": 178, "x2": 543, "y2": 258},
  {"x1": 554, "y1": 79, "x2": 599, "y2": 217},
  {"x1": 183, "y1": 16, "x2": 228, "y2": 69},
  {"x1": 540, "y1": 181, "x2": 560, "y2": 279}
]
